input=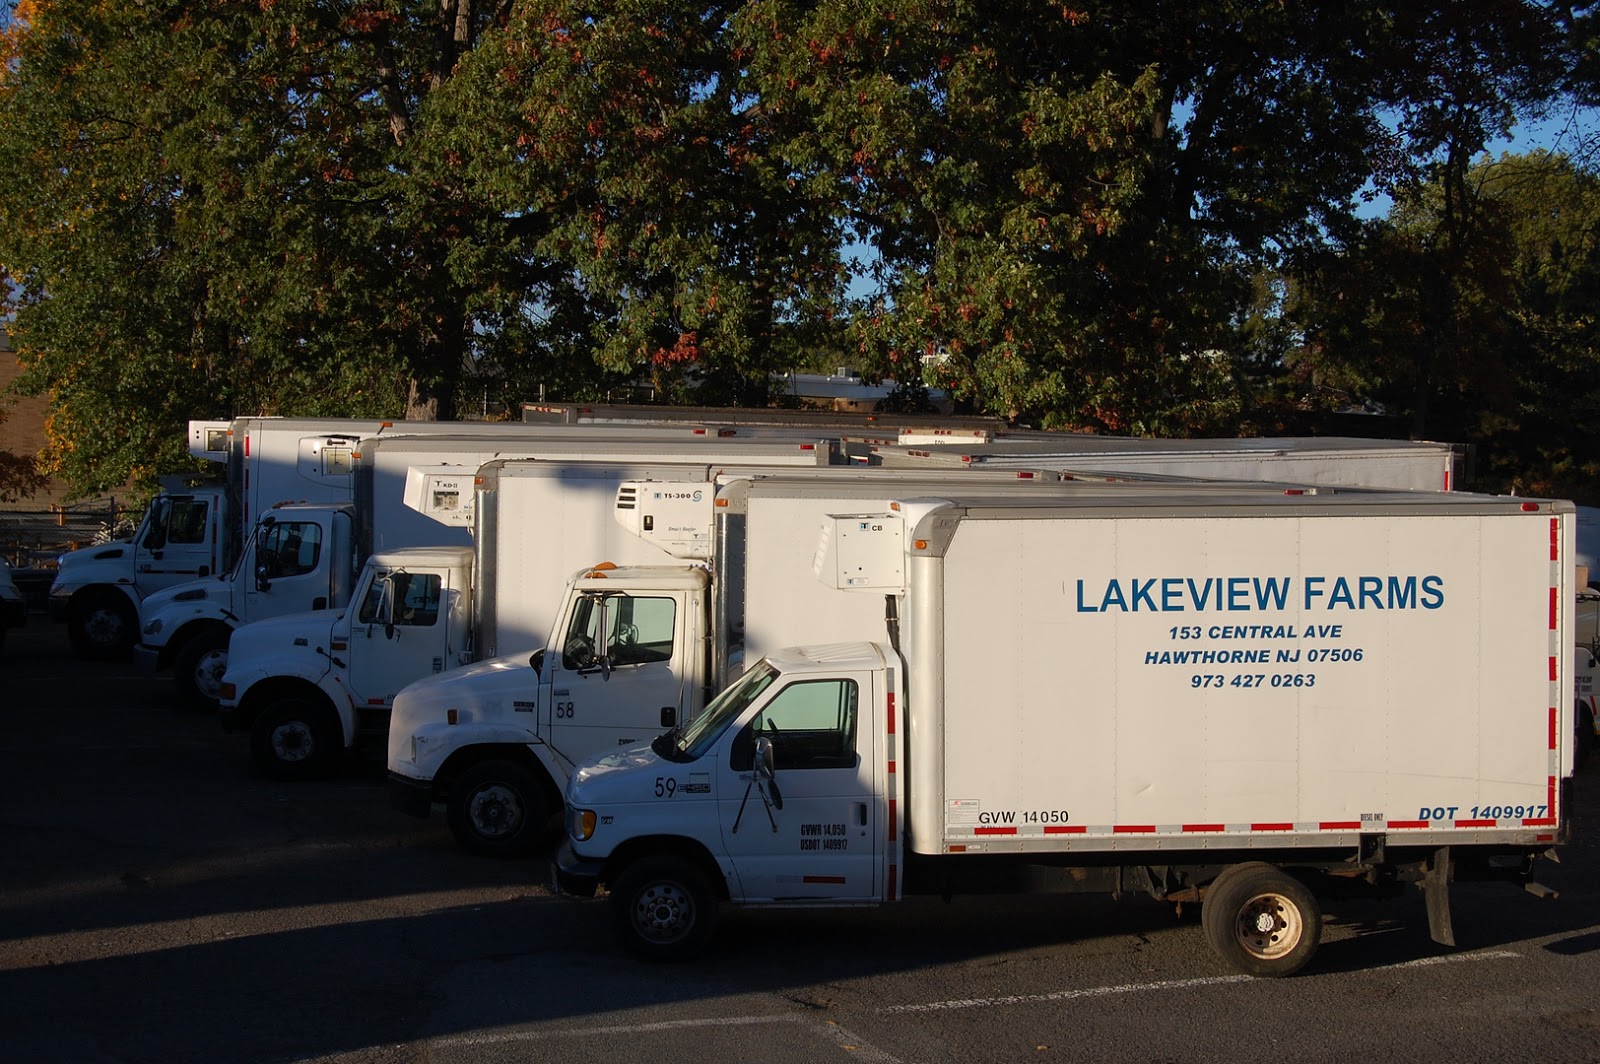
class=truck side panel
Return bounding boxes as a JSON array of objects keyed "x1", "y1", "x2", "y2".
[
  {"x1": 479, "y1": 464, "x2": 722, "y2": 659},
  {"x1": 927, "y1": 509, "x2": 1567, "y2": 854},
  {"x1": 741, "y1": 496, "x2": 906, "y2": 669}
]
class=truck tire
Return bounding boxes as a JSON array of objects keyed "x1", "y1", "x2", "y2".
[
  {"x1": 250, "y1": 697, "x2": 341, "y2": 781},
  {"x1": 173, "y1": 630, "x2": 230, "y2": 713},
  {"x1": 1202, "y1": 862, "x2": 1321, "y2": 977},
  {"x1": 447, "y1": 760, "x2": 551, "y2": 859},
  {"x1": 68, "y1": 590, "x2": 136, "y2": 660},
  {"x1": 612, "y1": 855, "x2": 720, "y2": 962}
]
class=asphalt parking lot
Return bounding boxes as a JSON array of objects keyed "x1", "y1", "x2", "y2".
[{"x1": 5, "y1": 615, "x2": 1600, "y2": 1064}]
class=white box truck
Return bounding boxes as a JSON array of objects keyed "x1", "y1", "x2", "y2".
[
  {"x1": 215, "y1": 443, "x2": 842, "y2": 779},
  {"x1": 388, "y1": 470, "x2": 1104, "y2": 856},
  {"x1": 554, "y1": 488, "x2": 1575, "y2": 977},
  {"x1": 134, "y1": 427, "x2": 825, "y2": 708},
  {"x1": 55, "y1": 413, "x2": 866, "y2": 661},
  {"x1": 867, "y1": 435, "x2": 1469, "y2": 491},
  {"x1": 48, "y1": 418, "x2": 407, "y2": 657}
]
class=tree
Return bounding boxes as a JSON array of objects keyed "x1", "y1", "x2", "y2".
[
  {"x1": 2, "y1": 0, "x2": 1594, "y2": 498},
  {"x1": 730, "y1": 1, "x2": 1411, "y2": 433},
  {"x1": 0, "y1": 0, "x2": 544, "y2": 494},
  {"x1": 1291, "y1": 151, "x2": 1600, "y2": 497},
  {"x1": 423, "y1": 0, "x2": 853, "y2": 406}
]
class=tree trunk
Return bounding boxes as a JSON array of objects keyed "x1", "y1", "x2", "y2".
[{"x1": 405, "y1": 379, "x2": 439, "y2": 421}]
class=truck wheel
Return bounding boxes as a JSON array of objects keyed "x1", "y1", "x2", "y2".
[
  {"x1": 173, "y1": 630, "x2": 230, "y2": 712},
  {"x1": 250, "y1": 697, "x2": 341, "y2": 781},
  {"x1": 68, "y1": 591, "x2": 136, "y2": 660},
  {"x1": 447, "y1": 760, "x2": 551, "y2": 859},
  {"x1": 1202, "y1": 862, "x2": 1321, "y2": 977},
  {"x1": 612, "y1": 855, "x2": 720, "y2": 962}
]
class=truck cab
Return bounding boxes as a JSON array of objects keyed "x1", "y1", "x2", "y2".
[
  {"x1": 386, "y1": 564, "x2": 711, "y2": 857},
  {"x1": 134, "y1": 502, "x2": 359, "y2": 709},
  {"x1": 219, "y1": 545, "x2": 474, "y2": 779},
  {"x1": 555, "y1": 642, "x2": 899, "y2": 959},
  {"x1": 49, "y1": 483, "x2": 230, "y2": 659}
]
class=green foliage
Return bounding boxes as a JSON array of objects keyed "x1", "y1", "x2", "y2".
[
  {"x1": 0, "y1": 0, "x2": 472, "y2": 492},
  {"x1": 1289, "y1": 152, "x2": 1600, "y2": 498},
  {"x1": 0, "y1": 0, "x2": 1594, "y2": 498},
  {"x1": 731, "y1": 1, "x2": 1406, "y2": 432}
]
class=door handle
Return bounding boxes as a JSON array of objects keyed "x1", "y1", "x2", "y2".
[{"x1": 854, "y1": 802, "x2": 868, "y2": 828}]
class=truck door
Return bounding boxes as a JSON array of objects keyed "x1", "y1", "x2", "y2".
[
  {"x1": 243, "y1": 515, "x2": 340, "y2": 620},
  {"x1": 344, "y1": 567, "x2": 452, "y2": 712},
  {"x1": 545, "y1": 591, "x2": 689, "y2": 757},
  {"x1": 714, "y1": 671, "x2": 879, "y2": 903},
  {"x1": 136, "y1": 494, "x2": 218, "y2": 591}
]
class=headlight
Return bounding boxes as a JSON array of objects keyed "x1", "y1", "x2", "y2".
[
  {"x1": 143, "y1": 619, "x2": 163, "y2": 636},
  {"x1": 568, "y1": 806, "x2": 596, "y2": 842}
]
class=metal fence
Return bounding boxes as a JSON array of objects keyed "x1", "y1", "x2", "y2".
[{"x1": 0, "y1": 502, "x2": 133, "y2": 570}]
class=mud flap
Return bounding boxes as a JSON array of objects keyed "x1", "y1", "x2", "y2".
[{"x1": 1423, "y1": 846, "x2": 1455, "y2": 947}]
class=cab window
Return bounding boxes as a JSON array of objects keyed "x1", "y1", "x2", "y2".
[
  {"x1": 357, "y1": 571, "x2": 441, "y2": 627},
  {"x1": 732, "y1": 679, "x2": 859, "y2": 771},
  {"x1": 167, "y1": 498, "x2": 210, "y2": 545},
  {"x1": 257, "y1": 521, "x2": 322, "y2": 579},
  {"x1": 562, "y1": 594, "x2": 676, "y2": 669}
]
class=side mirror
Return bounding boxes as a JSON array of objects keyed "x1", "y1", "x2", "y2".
[
  {"x1": 530, "y1": 649, "x2": 545, "y2": 677},
  {"x1": 754, "y1": 736, "x2": 783, "y2": 811},
  {"x1": 255, "y1": 564, "x2": 271, "y2": 592}
]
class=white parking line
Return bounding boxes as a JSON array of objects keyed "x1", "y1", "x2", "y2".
[
  {"x1": 1369, "y1": 949, "x2": 1522, "y2": 970},
  {"x1": 879, "y1": 974, "x2": 1252, "y2": 1014},
  {"x1": 427, "y1": 950, "x2": 1528, "y2": 1057},
  {"x1": 435, "y1": 1012, "x2": 907, "y2": 1061},
  {"x1": 878, "y1": 949, "x2": 1524, "y2": 1014}
]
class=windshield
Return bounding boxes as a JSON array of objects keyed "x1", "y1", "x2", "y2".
[
  {"x1": 664, "y1": 661, "x2": 780, "y2": 762},
  {"x1": 229, "y1": 522, "x2": 264, "y2": 580}
]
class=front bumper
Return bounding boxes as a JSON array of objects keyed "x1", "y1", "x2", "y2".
[
  {"x1": 47, "y1": 595, "x2": 70, "y2": 623},
  {"x1": 387, "y1": 771, "x2": 434, "y2": 818},
  {"x1": 552, "y1": 840, "x2": 604, "y2": 898}
]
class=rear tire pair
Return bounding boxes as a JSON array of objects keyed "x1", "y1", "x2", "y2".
[{"x1": 1202, "y1": 862, "x2": 1322, "y2": 977}]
